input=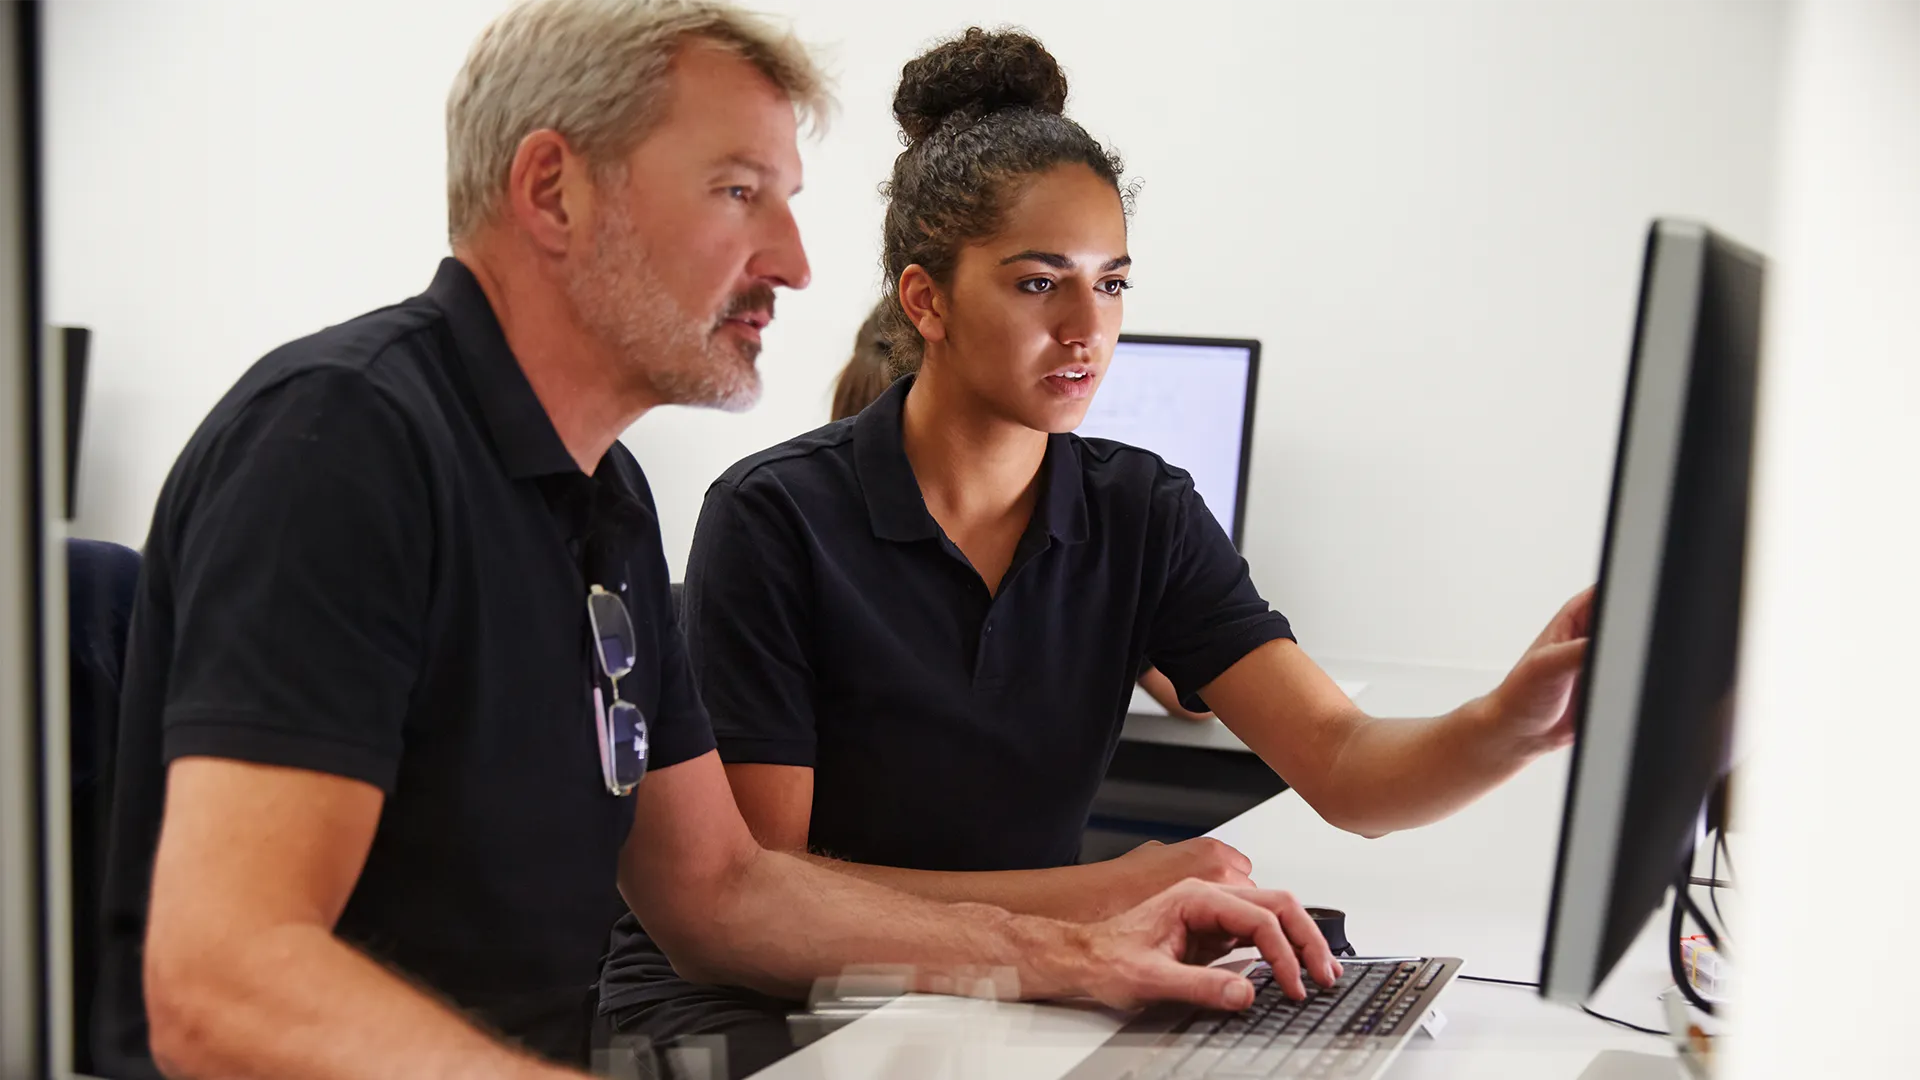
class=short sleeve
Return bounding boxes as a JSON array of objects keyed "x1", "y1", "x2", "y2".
[
  {"x1": 629, "y1": 510, "x2": 717, "y2": 770},
  {"x1": 645, "y1": 619, "x2": 717, "y2": 769},
  {"x1": 160, "y1": 369, "x2": 431, "y2": 793},
  {"x1": 682, "y1": 479, "x2": 817, "y2": 767},
  {"x1": 1146, "y1": 476, "x2": 1295, "y2": 710}
]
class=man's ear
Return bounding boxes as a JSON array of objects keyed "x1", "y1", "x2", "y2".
[
  {"x1": 897, "y1": 265, "x2": 948, "y2": 346},
  {"x1": 504, "y1": 129, "x2": 586, "y2": 255}
]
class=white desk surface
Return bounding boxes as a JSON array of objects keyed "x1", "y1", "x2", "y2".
[{"x1": 749, "y1": 663, "x2": 1689, "y2": 1080}]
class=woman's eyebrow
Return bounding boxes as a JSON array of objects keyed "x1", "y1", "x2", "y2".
[
  {"x1": 1000, "y1": 250, "x2": 1072, "y2": 268},
  {"x1": 998, "y1": 251, "x2": 1133, "y2": 271}
]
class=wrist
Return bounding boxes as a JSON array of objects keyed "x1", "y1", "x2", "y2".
[
  {"x1": 1079, "y1": 857, "x2": 1147, "y2": 922},
  {"x1": 1462, "y1": 691, "x2": 1546, "y2": 768},
  {"x1": 1003, "y1": 911, "x2": 1093, "y2": 1000}
]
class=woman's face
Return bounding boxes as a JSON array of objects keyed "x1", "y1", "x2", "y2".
[{"x1": 931, "y1": 164, "x2": 1130, "y2": 434}]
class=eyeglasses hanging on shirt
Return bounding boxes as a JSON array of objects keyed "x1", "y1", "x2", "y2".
[{"x1": 587, "y1": 583, "x2": 649, "y2": 795}]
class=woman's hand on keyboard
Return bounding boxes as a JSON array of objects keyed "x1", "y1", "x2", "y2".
[{"x1": 1095, "y1": 838, "x2": 1255, "y2": 918}]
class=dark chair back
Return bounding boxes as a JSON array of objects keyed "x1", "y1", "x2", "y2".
[{"x1": 66, "y1": 538, "x2": 141, "y2": 1076}]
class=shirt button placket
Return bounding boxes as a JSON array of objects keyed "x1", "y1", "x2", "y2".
[{"x1": 974, "y1": 614, "x2": 1002, "y2": 690}]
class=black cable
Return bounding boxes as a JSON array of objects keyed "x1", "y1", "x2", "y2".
[
  {"x1": 1582, "y1": 1005, "x2": 1668, "y2": 1037},
  {"x1": 1708, "y1": 833, "x2": 1727, "y2": 933},
  {"x1": 1457, "y1": 975, "x2": 1537, "y2": 989},
  {"x1": 1669, "y1": 873, "x2": 1719, "y2": 1016},
  {"x1": 1456, "y1": 975, "x2": 1667, "y2": 1037},
  {"x1": 1680, "y1": 889, "x2": 1725, "y2": 956},
  {"x1": 1717, "y1": 830, "x2": 1736, "y2": 921}
]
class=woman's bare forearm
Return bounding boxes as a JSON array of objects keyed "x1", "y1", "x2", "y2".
[{"x1": 1314, "y1": 698, "x2": 1537, "y2": 836}]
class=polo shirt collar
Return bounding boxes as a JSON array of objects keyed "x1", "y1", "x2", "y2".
[
  {"x1": 1039, "y1": 426, "x2": 1091, "y2": 545},
  {"x1": 851, "y1": 374, "x2": 1089, "y2": 546},
  {"x1": 423, "y1": 257, "x2": 580, "y2": 481}
]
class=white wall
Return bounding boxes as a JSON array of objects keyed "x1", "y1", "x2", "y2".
[
  {"x1": 1724, "y1": 1, "x2": 1920, "y2": 1073},
  {"x1": 47, "y1": 0, "x2": 1787, "y2": 671}
]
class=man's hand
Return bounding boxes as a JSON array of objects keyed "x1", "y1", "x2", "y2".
[
  {"x1": 1102, "y1": 838, "x2": 1254, "y2": 915},
  {"x1": 1483, "y1": 587, "x2": 1595, "y2": 755},
  {"x1": 1059, "y1": 880, "x2": 1341, "y2": 1012}
]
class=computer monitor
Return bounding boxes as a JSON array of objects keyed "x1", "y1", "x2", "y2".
[
  {"x1": 2, "y1": 3, "x2": 63, "y2": 1077},
  {"x1": 1539, "y1": 220, "x2": 1764, "y2": 1004},
  {"x1": 1077, "y1": 334, "x2": 1260, "y2": 546}
]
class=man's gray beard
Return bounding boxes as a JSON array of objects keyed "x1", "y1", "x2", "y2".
[{"x1": 566, "y1": 202, "x2": 762, "y2": 412}]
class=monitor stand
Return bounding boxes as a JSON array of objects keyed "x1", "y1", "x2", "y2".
[{"x1": 1578, "y1": 1050, "x2": 1688, "y2": 1080}]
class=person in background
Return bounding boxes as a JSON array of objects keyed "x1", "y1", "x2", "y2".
[
  {"x1": 831, "y1": 300, "x2": 1211, "y2": 722},
  {"x1": 95, "y1": 6, "x2": 1341, "y2": 1080},
  {"x1": 828, "y1": 300, "x2": 896, "y2": 424},
  {"x1": 601, "y1": 25, "x2": 1589, "y2": 1073}
]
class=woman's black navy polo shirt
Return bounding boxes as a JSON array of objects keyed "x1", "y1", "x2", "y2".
[{"x1": 687, "y1": 373, "x2": 1292, "y2": 870}]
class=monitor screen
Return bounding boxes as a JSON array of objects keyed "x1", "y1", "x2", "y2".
[{"x1": 1076, "y1": 335, "x2": 1260, "y2": 546}]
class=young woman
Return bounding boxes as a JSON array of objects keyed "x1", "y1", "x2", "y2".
[{"x1": 601, "y1": 26, "x2": 1588, "y2": 1072}]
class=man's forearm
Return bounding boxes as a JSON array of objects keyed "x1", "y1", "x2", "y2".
[
  {"x1": 792, "y1": 852, "x2": 1131, "y2": 922},
  {"x1": 145, "y1": 921, "x2": 580, "y2": 1080},
  {"x1": 643, "y1": 846, "x2": 1089, "y2": 1003},
  {"x1": 1316, "y1": 698, "x2": 1538, "y2": 836}
]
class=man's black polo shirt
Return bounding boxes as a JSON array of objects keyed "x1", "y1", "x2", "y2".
[
  {"x1": 96, "y1": 258, "x2": 715, "y2": 1075},
  {"x1": 599, "y1": 373, "x2": 1292, "y2": 1016}
]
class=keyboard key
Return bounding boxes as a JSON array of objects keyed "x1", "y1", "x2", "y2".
[
  {"x1": 1242, "y1": 1039, "x2": 1306, "y2": 1076},
  {"x1": 1212, "y1": 1037, "x2": 1272, "y2": 1075},
  {"x1": 1269, "y1": 1044, "x2": 1336, "y2": 1079},
  {"x1": 1334, "y1": 1048, "x2": 1384, "y2": 1078},
  {"x1": 1171, "y1": 1045, "x2": 1229, "y2": 1078}
]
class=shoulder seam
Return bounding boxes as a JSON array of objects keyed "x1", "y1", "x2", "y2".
[{"x1": 714, "y1": 422, "x2": 857, "y2": 491}]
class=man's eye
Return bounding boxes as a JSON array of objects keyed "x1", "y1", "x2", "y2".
[{"x1": 725, "y1": 186, "x2": 753, "y2": 201}]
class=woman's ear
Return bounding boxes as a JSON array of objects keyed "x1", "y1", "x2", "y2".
[{"x1": 897, "y1": 266, "x2": 948, "y2": 346}]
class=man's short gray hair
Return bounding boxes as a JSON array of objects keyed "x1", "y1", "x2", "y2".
[{"x1": 445, "y1": 0, "x2": 828, "y2": 244}]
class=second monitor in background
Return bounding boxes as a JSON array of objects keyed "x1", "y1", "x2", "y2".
[{"x1": 1077, "y1": 334, "x2": 1260, "y2": 547}]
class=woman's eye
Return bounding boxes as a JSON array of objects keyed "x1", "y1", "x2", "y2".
[
  {"x1": 1099, "y1": 279, "x2": 1134, "y2": 296},
  {"x1": 1018, "y1": 278, "x2": 1054, "y2": 294}
]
